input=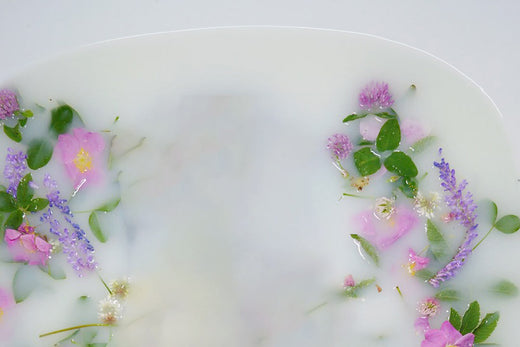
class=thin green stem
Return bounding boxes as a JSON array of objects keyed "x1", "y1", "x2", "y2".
[
  {"x1": 395, "y1": 286, "x2": 403, "y2": 298},
  {"x1": 472, "y1": 225, "x2": 495, "y2": 251},
  {"x1": 39, "y1": 323, "x2": 111, "y2": 338},
  {"x1": 305, "y1": 301, "x2": 328, "y2": 315},
  {"x1": 332, "y1": 160, "x2": 351, "y2": 178},
  {"x1": 98, "y1": 272, "x2": 112, "y2": 295}
]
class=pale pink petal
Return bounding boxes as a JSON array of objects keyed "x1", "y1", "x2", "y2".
[
  {"x1": 359, "y1": 116, "x2": 384, "y2": 141},
  {"x1": 35, "y1": 236, "x2": 51, "y2": 253},
  {"x1": 401, "y1": 119, "x2": 426, "y2": 145},
  {"x1": 4, "y1": 229, "x2": 21, "y2": 245},
  {"x1": 440, "y1": 321, "x2": 463, "y2": 342},
  {"x1": 20, "y1": 234, "x2": 37, "y2": 252},
  {"x1": 0, "y1": 288, "x2": 14, "y2": 310},
  {"x1": 454, "y1": 333, "x2": 475, "y2": 347},
  {"x1": 422, "y1": 328, "x2": 448, "y2": 347},
  {"x1": 415, "y1": 316, "x2": 430, "y2": 333}
]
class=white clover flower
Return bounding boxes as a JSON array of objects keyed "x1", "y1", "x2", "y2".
[
  {"x1": 414, "y1": 192, "x2": 440, "y2": 219},
  {"x1": 109, "y1": 278, "x2": 130, "y2": 300},
  {"x1": 98, "y1": 296, "x2": 123, "y2": 325},
  {"x1": 374, "y1": 197, "x2": 395, "y2": 220}
]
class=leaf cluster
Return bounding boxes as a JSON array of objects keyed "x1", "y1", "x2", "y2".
[
  {"x1": 3, "y1": 109, "x2": 33, "y2": 143},
  {"x1": 449, "y1": 301, "x2": 499, "y2": 344}
]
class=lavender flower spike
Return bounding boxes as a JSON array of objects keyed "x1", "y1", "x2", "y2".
[
  {"x1": 359, "y1": 82, "x2": 394, "y2": 110},
  {"x1": 429, "y1": 157, "x2": 478, "y2": 287},
  {"x1": 40, "y1": 174, "x2": 97, "y2": 276},
  {"x1": 0, "y1": 89, "x2": 19, "y2": 119},
  {"x1": 3, "y1": 148, "x2": 27, "y2": 198}
]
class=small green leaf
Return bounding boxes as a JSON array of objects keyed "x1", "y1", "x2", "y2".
[
  {"x1": 16, "y1": 174, "x2": 34, "y2": 208},
  {"x1": 343, "y1": 278, "x2": 376, "y2": 298},
  {"x1": 3, "y1": 124, "x2": 22, "y2": 142},
  {"x1": 13, "y1": 265, "x2": 39, "y2": 303},
  {"x1": 415, "y1": 269, "x2": 434, "y2": 280},
  {"x1": 408, "y1": 136, "x2": 436, "y2": 154},
  {"x1": 376, "y1": 119, "x2": 401, "y2": 152},
  {"x1": 350, "y1": 234, "x2": 379, "y2": 266},
  {"x1": 50, "y1": 104, "x2": 74, "y2": 136},
  {"x1": 374, "y1": 111, "x2": 397, "y2": 119},
  {"x1": 5, "y1": 210, "x2": 23, "y2": 229},
  {"x1": 473, "y1": 312, "x2": 499, "y2": 343},
  {"x1": 95, "y1": 198, "x2": 120, "y2": 212},
  {"x1": 21, "y1": 109, "x2": 33, "y2": 118},
  {"x1": 434, "y1": 288, "x2": 460, "y2": 302},
  {"x1": 89, "y1": 212, "x2": 107, "y2": 243},
  {"x1": 494, "y1": 215, "x2": 520, "y2": 234},
  {"x1": 26, "y1": 198, "x2": 49, "y2": 212},
  {"x1": 489, "y1": 201, "x2": 498, "y2": 225},
  {"x1": 489, "y1": 279, "x2": 519, "y2": 297},
  {"x1": 427, "y1": 219, "x2": 448, "y2": 260},
  {"x1": 398, "y1": 177, "x2": 418, "y2": 198},
  {"x1": 0, "y1": 191, "x2": 17, "y2": 212},
  {"x1": 19, "y1": 117, "x2": 28, "y2": 127},
  {"x1": 342, "y1": 113, "x2": 368, "y2": 123},
  {"x1": 27, "y1": 138, "x2": 53, "y2": 170},
  {"x1": 353, "y1": 147, "x2": 381, "y2": 176},
  {"x1": 449, "y1": 308, "x2": 462, "y2": 331},
  {"x1": 460, "y1": 301, "x2": 480, "y2": 335},
  {"x1": 384, "y1": 151, "x2": 418, "y2": 177},
  {"x1": 39, "y1": 261, "x2": 66, "y2": 280}
]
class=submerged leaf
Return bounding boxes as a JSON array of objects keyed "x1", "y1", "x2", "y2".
[
  {"x1": 494, "y1": 215, "x2": 520, "y2": 234},
  {"x1": 89, "y1": 212, "x2": 107, "y2": 243},
  {"x1": 460, "y1": 301, "x2": 480, "y2": 335},
  {"x1": 409, "y1": 136, "x2": 436, "y2": 153},
  {"x1": 95, "y1": 198, "x2": 120, "y2": 213},
  {"x1": 27, "y1": 138, "x2": 53, "y2": 170},
  {"x1": 473, "y1": 312, "x2": 499, "y2": 343},
  {"x1": 434, "y1": 288, "x2": 460, "y2": 302},
  {"x1": 13, "y1": 265, "x2": 39, "y2": 303},
  {"x1": 426, "y1": 219, "x2": 448, "y2": 260},
  {"x1": 489, "y1": 279, "x2": 519, "y2": 297},
  {"x1": 350, "y1": 234, "x2": 379, "y2": 266}
]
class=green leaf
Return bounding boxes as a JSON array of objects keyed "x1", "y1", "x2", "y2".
[
  {"x1": 26, "y1": 198, "x2": 49, "y2": 212},
  {"x1": 398, "y1": 177, "x2": 418, "y2": 198},
  {"x1": 489, "y1": 201, "x2": 498, "y2": 225},
  {"x1": 3, "y1": 124, "x2": 22, "y2": 142},
  {"x1": 5, "y1": 210, "x2": 23, "y2": 229},
  {"x1": 350, "y1": 234, "x2": 379, "y2": 266},
  {"x1": 489, "y1": 279, "x2": 519, "y2": 297},
  {"x1": 50, "y1": 104, "x2": 74, "y2": 136},
  {"x1": 494, "y1": 215, "x2": 520, "y2": 234},
  {"x1": 384, "y1": 151, "x2": 418, "y2": 177},
  {"x1": 409, "y1": 136, "x2": 436, "y2": 154},
  {"x1": 460, "y1": 301, "x2": 480, "y2": 335},
  {"x1": 342, "y1": 278, "x2": 376, "y2": 298},
  {"x1": 13, "y1": 265, "x2": 39, "y2": 303},
  {"x1": 434, "y1": 288, "x2": 460, "y2": 302},
  {"x1": 473, "y1": 312, "x2": 499, "y2": 343},
  {"x1": 22, "y1": 109, "x2": 33, "y2": 118},
  {"x1": 19, "y1": 117, "x2": 28, "y2": 127},
  {"x1": 39, "y1": 261, "x2": 66, "y2": 280},
  {"x1": 16, "y1": 174, "x2": 34, "y2": 208},
  {"x1": 415, "y1": 269, "x2": 434, "y2": 280},
  {"x1": 376, "y1": 119, "x2": 401, "y2": 152},
  {"x1": 27, "y1": 138, "x2": 53, "y2": 170},
  {"x1": 95, "y1": 198, "x2": 120, "y2": 212},
  {"x1": 358, "y1": 139, "x2": 374, "y2": 146},
  {"x1": 353, "y1": 147, "x2": 381, "y2": 176},
  {"x1": 342, "y1": 113, "x2": 368, "y2": 123},
  {"x1": 89, "y1": 212, "x2": 107, "y2": 243},
  {"x1": 427, "y1": 219, "x2": 448, "y2": 260},
  {"x1": 0, "y1": 191, "x2": 17, "y2": 212},
  {"x1": 374, "y1": 111, "x2": 397, "y2": 119},
  {"x1": 87, "y1": 343, "x2": 108, "y2": 347},
  {"x1": 449, "y1": 308, "x2": 462, "y2": 331}
]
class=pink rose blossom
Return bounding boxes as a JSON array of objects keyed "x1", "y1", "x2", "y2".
[
  {"x1": 355, "y1": 206, "x2": 418, "y2": 250},
  {"x1": 407, "y1": 248, "x2": 430, "y2": 276},
  {"x1": 421, "y1": 321, "x2": 474, "y2": 347},
  {"x1": 4, "y1": 224, "x2": 51, "y2": 266},
  {"x1": 55, "y1": 128, "x2": 105, "y2": 191}
]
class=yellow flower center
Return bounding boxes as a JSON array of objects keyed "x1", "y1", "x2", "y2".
[
  {"x1": 73, "y1": 148, "x2": 93, "y2": 173},
  {"x1": 407, "y1": 262, "x2": 416, "y2": 276},
  {"x1": 0, "y1": 307, "x2": 3, "y2": 321}
]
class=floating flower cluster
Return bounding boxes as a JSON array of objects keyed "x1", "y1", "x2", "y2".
[
  {"x1": 4, "y1": 224, "x2": 51, "y2": 266},
  {"x1": 358, "y1": 82, "x2": 394, "y2": 110},
  {"x1": 0, "y1": 89, "x2": 19, "y2": 120}
]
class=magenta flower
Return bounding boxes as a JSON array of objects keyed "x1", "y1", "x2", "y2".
[
  {"x1": 407, "y1": 248, "x2": 430, "y2": 276},
  {"x1": 327, "y1": 134, "x2": 353, "y2": 160},
  {"x1": 421, "y1": 321, "x2": 474, "y2": 347},
  {"x1": 355, "y1": 206, "x2": 418, "y2": 250},
  {"x1": 359, "y1": 82, "x2": 394, "y2": 110},
  {"x1": 55, "y1": 128, "x2": 106, "y2": 190},
  {"x1": 4, "y1": 224, "x2": 51, "y2": 266},
  {"x1": 343, "y1": 274, "x2": 355, "y2": 288},
  {"x1": 0, "y1": 89, "x2": 19, "y2": 120}
]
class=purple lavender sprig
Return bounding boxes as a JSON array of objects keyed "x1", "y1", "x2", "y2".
[
  {"x1": 428, "y1": 156, "x2": 478, "y2": 287},
  {"x1": 40, "y1": 174, "x2": 97, "y2": 276},
  {"x1": 3, "y1": 148, "x2": 27, "y2": 198}
]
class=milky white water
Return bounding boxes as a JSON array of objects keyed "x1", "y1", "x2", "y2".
[{"x1": 0, "y1": 28, "x2": 519, "y2": 346}]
